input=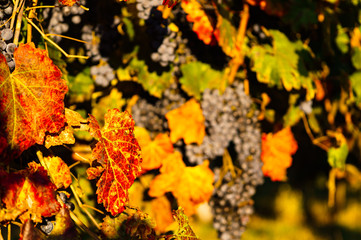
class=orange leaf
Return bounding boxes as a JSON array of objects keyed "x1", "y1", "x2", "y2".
[
  {"x1": 45, "y1": 126, "x2": 75, "y2": 148},
  {"x1": 261, "y1": 127, "x2": 298, "y2": 181},
  {"x1": 0, "y1": 43, "x2": 67, "y2": 159},
  {"x1": 166, "y1": 99, "x2": 205, "y2": 145},
  {"x1": 0, "y1": 162, "x2": 61, "y2": 223},
  {"x1": 58, "y1": 0, "x2": 78, "y2": 6},
  {"x1": 42, "y1": 156, "x2": 72, "y2": 189},
  {"x1": 87, "y1": 109, "x2": 142, "y2": 216},
  {"x1": 149, "y1": 152, "x2": 214, "y2": 215},
  {"x1": 151, "y1": 196, "x2": 174, "y2": 232},
  {"x1": 135, "y1": 127, "x2": 174, "y2": 172}
]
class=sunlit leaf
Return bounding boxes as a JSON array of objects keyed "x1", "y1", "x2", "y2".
[
  {"x1": 351, "y1": 47, "x2": 361, "y2": 70},
  {"x1": 327, "y1": 133, "x2": 348, "y2": 170},
  {"x1": 250, "y1": 30, "x2": 316, "y2": 100},
  {"x1": 0, "y1": 162, "x2": 61, "y2": 223},
  {"x1": 336, "y1": 25, "x2": 349, "y2": 54},
  {"x1": 166, "y1": 99, "x2": 205, "y2": 145},
  {"x1": 128, "y1": 58, "x2": 174, "y2": 98},
  {"x1": 171, "y1": 207, "x2": 199, "y2": 240},
  {"x1": 42, "y1": 156, "x2": 72, "y2": 189},
  {"x1": 49, "y1": 206, "x2": 79, "y2": 239},
  {"x1": 350, "y1": 71, "x2": 361, "y2": 106},
  {"x1": 0, "y1": 43, "x2": 67, "y2": 159},
  {"x1": 91, "y1": 88, "x2": 126, "y2": 126},
  {"x1": 149, "y1": 152, "x2": 214, "y2": 215},
  {"x1": 151, "y1": 196, "x2": 174, "y2": 232},
  {"x1": 134, "y1": 127, "x2": 174, "y2": 172},
  {"x1": 180, "y1": 62, "x2": 227, "y2": 100},
  {"x1": 87, "y1": 109, "x2": 142, "y2": 215},
  {"x1": 58, "y1": 0, "x2": 78, "y2": 6},
  {"x1": 261, "y1": 127, "x2": 298, "y2": 181}
]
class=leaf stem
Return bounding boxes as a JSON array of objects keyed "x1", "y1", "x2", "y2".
[
  {"x1": 10, "y1": 0, "x2": 20, "y2": 30},
  {"x1": 227, "y1": 3, "x2": 249, "y2": 84},
  {"x1": 27, "y1": 0, "x2": 38, "y2": 43},
  {"x1": 70, "y1": 185, "x2": 101, "y2": 229},
  {"x1": 301, "y1": 112, "x2": 329, "y2": 151},
  {"x1": 68, "y1": 161, "x2": 81, "y2": 169},
  {"x1": 25, "y1": 17, "x2": 89, "y2": 59},
  {"x1": 13, "y1": 0, "x2": 25, "y2": 45},
  {"x1": 7, "y1": 224, "x2": 11, "y2": 240},
  {"x1": 69, "y1": 211, "x2": 100, "y2": 240},
  {"x1": 45, "y1": 33, "x2": 88, "y2": 43}
]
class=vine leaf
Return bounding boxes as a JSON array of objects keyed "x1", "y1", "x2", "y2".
[
  {"x1": 171, "y1": 207, "x2": 199, "y2": 240},
  {"x1": 261, "y1": 127, "x2": 298, "y2": 181},
  {"x1": 0, "y1": 162, "x2": 61, "y2": 223},
  {"x1": 0, "y1": 43, "x2": 67, "y2": 159},
  {"x1": 58, "y1": 0, "x2": 78, "y2": 6},
  {"x1": 134, "y1": 127, "x2": 173, "y2": 172},
  {"x1": 327, "y1": 133, "x2": 348, "y2": 170},
  {"x1": 250, "y1": 30, "x2": 316, "y2": 100},
  {"x1": 100, "y1": 207, "x2": 156, "y2": 240},
  {"x1": 42, "y1": 156, "x2": 72, "y2": 189},
  {"x1": 180, "y1": 62, "x2": 227, "y2": 100},
  {"x1": 148, "y1": 152, "x2": 214, "y2": 215},
  {"x1": 166, "y1": 99, "x2": 205, "y2": 145},
  {"x1": 86, "y1": 109, "x2": 142, "y2": 216},
  {"x1": 151, "y1": 196, "x2": 174, "y2": 232}
]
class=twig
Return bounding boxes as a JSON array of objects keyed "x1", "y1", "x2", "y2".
[
  {"x1": 13, "y1": 0, "x2": 25, "y2": 45},
  {"x1": 69, "y1": 211, "x2": 100, "y2": 240},
  {"x1": 25, "y1": 17, "x2": 89, "y2": 59},
  {"x1": 301, "y1": 112, "x2": 329, "y2": 151},
  {"x1": 68, "y1": 161, "x2": 81, "y2": 169},
  {"x1": 70, "y1": 185, "x2": 101, "y2": 230},
  {"x1": 27, "y1": 0, "x2": 38, "y2": 42},
  {"x1": 10, "y1": 0, "x2": 20, "y2": 29},
  {"x1": 45, "y1": 33, "x2": 88, "y2": 43},
  {"x1": 227, "y1": 3, "x2": 249, "y2": 84},
  {"x1": 7, "y1": 224, "x2": 11, "y2": 240}
]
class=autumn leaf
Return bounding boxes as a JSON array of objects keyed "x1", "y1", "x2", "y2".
[
  {"x1": 100, "y1": 208, "x2": 156, "y2": 240},
  {"x1": 148, "y1": 152, "x2": 214, "y2": 215},
  {"x1": 0, "y1": 162, "x2": 61, "y2": 223},
  {"x1": 42, "y1": 156, "x2": 72, "y2": 189},
  {"x1": 58, "y1": 0, "x2": 78, "y2": 6},
  {"x1": 151, "y1": 196, "x2": 174, "y2": 232},
  {"x1": 134, "y1": 127, "x2": 174, "y2": 172},
  {"x1": 171, "y1": 207, "x2": 199, "y2": 240},
  {"x1": 0, "y1": 43, "x2": 67, "y2": 158},
  {"x1": 261, "y1": 127, "x2": 298, "y2": 181},
  {"x1": 166, "y1": 99, "x2": 205, "y2": 145},
  {"x1": 87, "y1": 109, "x2": 142, "y2": 216},
  {"x1": 19, "y1": 219, "x2": 45, "y2": 240}
]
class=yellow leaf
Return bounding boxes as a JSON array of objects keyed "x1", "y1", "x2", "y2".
[{"x1": 166, "y1": 99, "x2": 205, "y2": 145}]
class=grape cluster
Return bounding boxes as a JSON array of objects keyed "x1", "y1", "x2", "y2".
[
  {"x1": 210, "y1": 169, "x2": 255, "y2": 240},
  {"x1": 131, "y1": 83, "x2": 185, "y2": 133},
  {"x1": 90, "y1": 62, "x2": 115, "y2": 87},
  {"x1": 81, "y1": 24, "x2": 102, "y2": 62},
  {"x1": 151, "y1": 32, "x2": 178, "y2": 67},
  {"x1": 136, "y1": 0, "x2": 163, "y2": 20},
  {"x1": 0, "y1": 0, "x2": 15, "y2": 70},
  {"x1": 45, "y1": 1, "x2": 86, "y2": 43},
  {"x1": 186, "y1": 82, "x2": 253, "y2": 165},
  {"x1": 184, "y1": 81, "x2": 263, "y2": 239}
]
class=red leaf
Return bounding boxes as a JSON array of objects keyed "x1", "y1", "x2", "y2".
[
  {"x1": 0, "y1": 162, "x2": 61, "y2": 223},
  {"x1": 0, "y1": 43, "x2": 67, "y2": 159},
  {"x1": 87, "y1": 109, "x2": 142, "y2": 216},
  {"x1": 58, "y1": 0, "x2": 78, "y2": 6}
]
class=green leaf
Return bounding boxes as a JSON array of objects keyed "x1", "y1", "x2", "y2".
[
  {"x1": 180, "y1": 61, "x2": 227, "y2": 100},
  {"x1": 351, "y1": 47, "x2": 361, "y2": 70},
  {"x1": 335, "y1": 25, "x2": 350, "y2": 54},
  {"x1": 216, "y1": 13, "x2": 249, "y2": 58},
  {"x1": 128, "y1": 58, "x2": 174, "y2": 98},
  {"x1": 350, "y1": 71, "x2": 361, "y2": 106},
  {"x1": 328, "y1": 142, "x2": 348, "y2": 169},
  {"x1": 67, "y1": 67, "x2": 94, "y2": 103},
  {"x1": 123, "y1": 17, "x2": 135, "y2": 41},
  {"x1": 250, "y1": 30, "x2": 316, "y2": 100}
]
